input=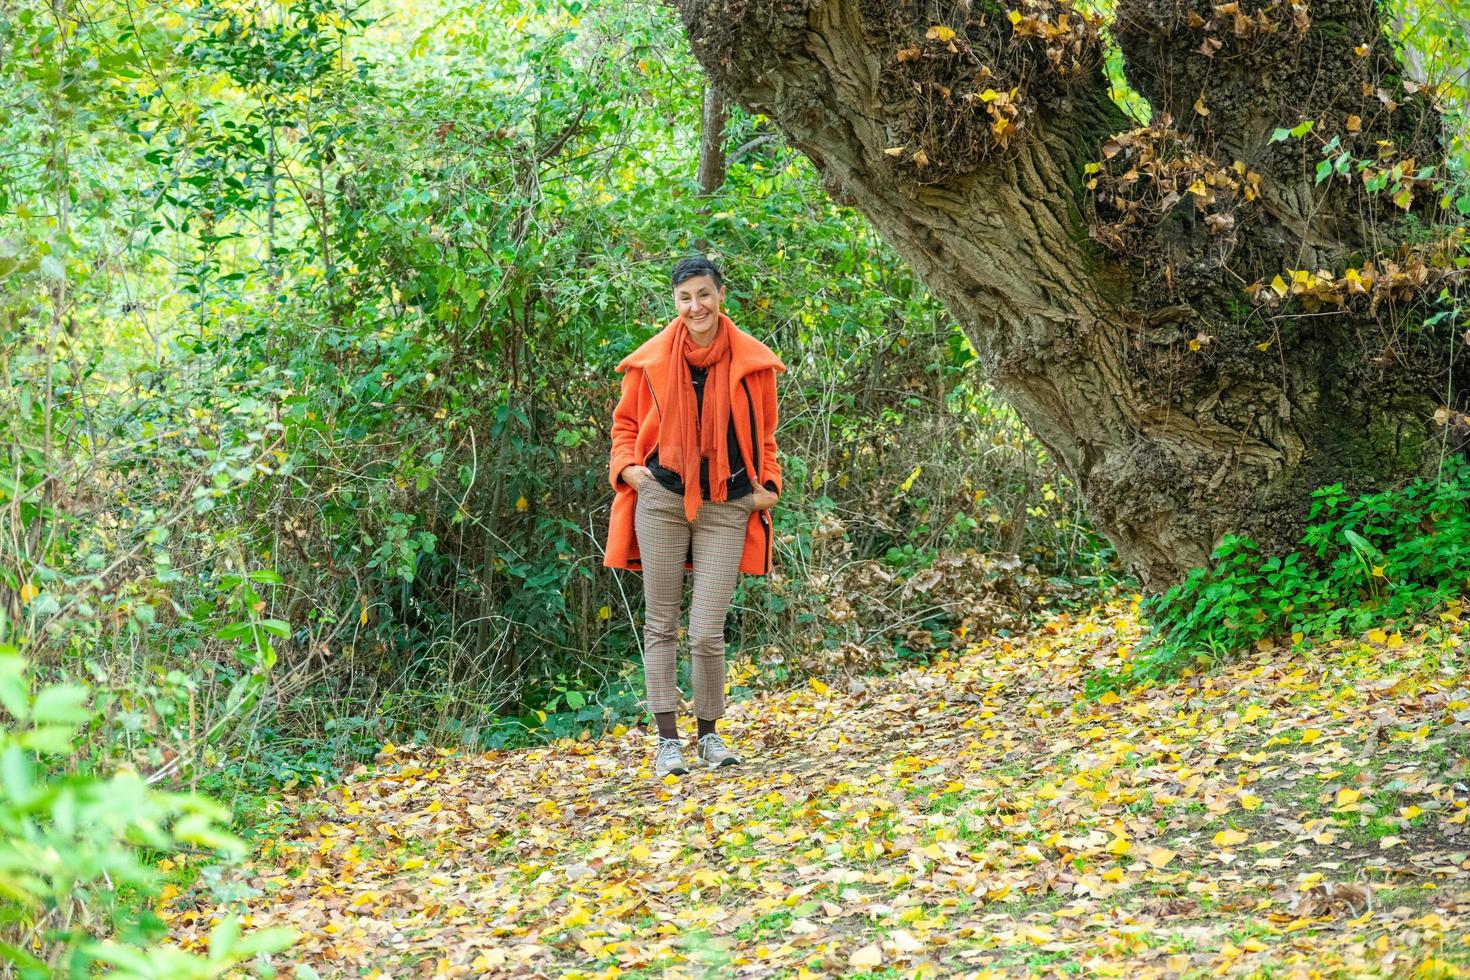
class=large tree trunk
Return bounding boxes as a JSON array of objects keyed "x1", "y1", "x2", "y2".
[{"x1": 676, "y1": 0, "x2": 1468, "y2": 587}]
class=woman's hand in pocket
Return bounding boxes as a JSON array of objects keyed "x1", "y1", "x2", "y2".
[
  {"x1": 621, "y1": 465, "x2": 654, "y2": 490},
  {"x1": 746, "y1": 487, "x2": 779, "y2": 511}
]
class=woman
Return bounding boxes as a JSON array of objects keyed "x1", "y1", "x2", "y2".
[{"x1": 604, "y1": 257, "x2": 785, "y2": 778}]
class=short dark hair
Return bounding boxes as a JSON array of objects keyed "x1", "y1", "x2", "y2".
[{"x1": 671, "y1": 256, "x2": 723, "y2": 290}]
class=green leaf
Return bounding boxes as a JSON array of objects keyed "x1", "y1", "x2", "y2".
[
  {"x1": 215, "y1": 622, "x2": 255, "y2": 641},
  {"x1": 31, "y1": 683, "x2": 90, "y2": 725},
  {"x1": 1342, "y1": 527, "x2": 1382, "y2": 559},
  {"x1": 0, "y1": 652, "x2": 29, "y2": 722},
  {"x1": 1, "y1": 746, "x2": 34, "y2": 802},
  {"x1": 174, "y1": 812, "x2": 245, "y2": 858},
  {"x1": 19, "y1": 724, "x2": 77, "y2": 754},
  {"x1": 208, "y1": 914, "x2": 242, "y2": 962},
  {"x1": 258, "y1": 619, "x2": 291, "y2": 637},
  {"x1": 74, "y1": 940, "x2": 155, "y2": 971},
  {"x1": 232, "y1": 925, "x2": 297, "y2": 957},
  {"x1": 0, "y1": 939, "x2": 49, "y2": 970}
]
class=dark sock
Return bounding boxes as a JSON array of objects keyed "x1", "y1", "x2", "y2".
[
  {"x1": 697, "y1": 717, "x2": 716, "y2": 738},
  {"x1": 655, "y1": 711, "x2": 678, "y2": 740}
]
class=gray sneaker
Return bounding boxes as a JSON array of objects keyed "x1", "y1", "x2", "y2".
[
  {"x1": 696, "y1": 731, "x2": 742, "y2": 768},
  {"x1": 654, "y1": 736, "x2": 690, "y2": 777}
]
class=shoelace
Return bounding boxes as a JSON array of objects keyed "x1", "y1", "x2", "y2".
[
  {"x1": 657, "y1": 737, "x2": 684, "y2": 765},
  {"x1": 698, "y1": 732, "x2": 726, "y2": 754}
]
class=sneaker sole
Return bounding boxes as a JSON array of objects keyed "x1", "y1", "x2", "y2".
[{"x1": 703, "y1": 757, "x2": 741, "y2": 768}]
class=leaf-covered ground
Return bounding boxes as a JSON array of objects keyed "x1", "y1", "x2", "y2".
[{"x1": 167, "y1": 598, "x2": 1470, "y2": 977}]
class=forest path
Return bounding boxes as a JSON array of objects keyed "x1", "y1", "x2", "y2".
[{"x1": 167, "y1": 599, "x2": 1470, "y2": 978}]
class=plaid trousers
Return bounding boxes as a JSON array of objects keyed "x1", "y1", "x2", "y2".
[{"x1": 633, "y1": 479, "x2": 755, "y2": 720}]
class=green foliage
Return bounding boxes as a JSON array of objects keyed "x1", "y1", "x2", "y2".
[
  {"x1": 1093, "y1": 460, "x2": 1470, "y2": 691},
  {"x1": 0, "y1": 648, "x2": 293, "y2": 975},
  {"x1": 0, "y1": 0, "x2": 1105, "y2": 791},
  {"x1": 1384, "y1": 0, "x2": 1470, "y2": 172}
]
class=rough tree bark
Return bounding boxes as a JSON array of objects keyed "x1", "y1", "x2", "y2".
[
  {"x1": 697, "y1": 81, "x2": 729, "y2": 194},
  {"x1": 675, "y1": 0, "x2": 1469, "y2": 587}
]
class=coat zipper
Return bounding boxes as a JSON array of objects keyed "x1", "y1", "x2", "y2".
[{"x1": 643, "y1": 371, "x2": 661, "y2": 466}]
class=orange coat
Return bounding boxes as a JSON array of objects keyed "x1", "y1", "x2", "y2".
[{"x1": 605, "y1": 321, "x2": 786, "y2": 576}]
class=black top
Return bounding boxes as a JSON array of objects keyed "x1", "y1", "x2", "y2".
[{"x1": 648, "y1": 364, "x2": 754, "y2": 500}]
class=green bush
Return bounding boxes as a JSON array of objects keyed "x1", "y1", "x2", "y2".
[
  {"x1": 0, "y1": 648, "x2": 293, "y2": 977},
  {"x1": 1092, "y1": 459, "x2": 1470, "y2": 690}
]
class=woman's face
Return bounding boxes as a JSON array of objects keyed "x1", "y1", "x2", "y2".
[{"x1": 674, "y1": 274, "x2": 725, "y2": 331}]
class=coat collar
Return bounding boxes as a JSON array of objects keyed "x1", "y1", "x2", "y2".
[{"x1": 616, "y1": 315, "x2": 786, "y2": 382}]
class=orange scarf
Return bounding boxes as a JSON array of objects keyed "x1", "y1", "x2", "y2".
[{"x1": 659, "y1": 312, "x2": 734, "y2": 521}]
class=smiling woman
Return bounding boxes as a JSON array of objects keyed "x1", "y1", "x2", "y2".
[
  {"x1": 604, "y1": 256, "x2": 788, "y2": 778},
  {"x1": 675, "y1": 267, "x2": 723, "y2": 338}
]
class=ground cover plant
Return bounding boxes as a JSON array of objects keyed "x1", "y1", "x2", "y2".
[{"x1": 1095, "y1": 460, "x2": 1470, "y2": 689}]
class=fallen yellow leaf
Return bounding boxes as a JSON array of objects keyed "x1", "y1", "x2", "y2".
[
  {"x1": 1214, "y1": 829, "x2": 1248, "y2": 847},
  {"x1": 1147, "y1": 847, "x2": 1177, "y2": 869}
]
